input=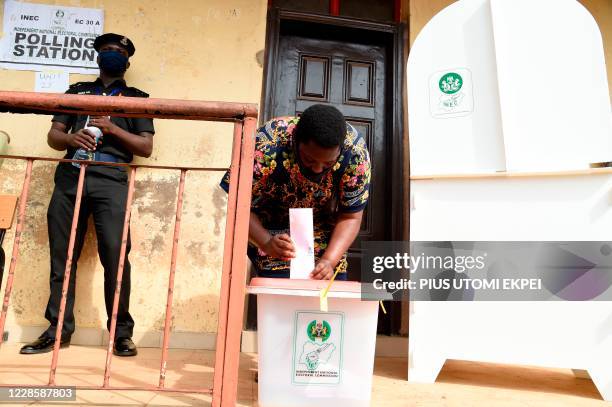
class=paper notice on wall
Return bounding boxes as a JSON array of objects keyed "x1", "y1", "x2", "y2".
[
  {"x1": 0, "y1": 0, "x2": 104, "y2": 74},
  {"x1": 289, "y1": 208, "x2": 315, "y2": 279},
  {"x1": 292, "y1": 311, "x2": 344, "y2": 385},
  {"x1": 35, "y1": 71, "x2": 69, "y2": 93}
]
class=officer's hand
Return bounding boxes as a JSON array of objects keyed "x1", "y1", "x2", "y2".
[
  {"x1": 262, "y1": 233, "x2": 296, "y2": 260},
  {"x1": 68, "y1": 129, "x2": 98, "y2": 151},
  {"x1": 310, "y1": 259, "x2": 335, "y2": 280},
  {"x1": 88, "y1": 116, "x2": 116, "y2": 135}
]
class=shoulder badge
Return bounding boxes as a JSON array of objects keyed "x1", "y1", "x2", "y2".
[
  {"x1": 68, "y1": 81, "x2": 88, "y2": 89},
  {"x1": 125, "y1": 87, "x2": 150, "y2": 98}
]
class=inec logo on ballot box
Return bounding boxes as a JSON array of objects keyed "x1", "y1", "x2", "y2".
[
  {"x1": 301, "y1": 320, "x2": 335, "y2": 372},
  {"x1": 292, "y1": 312, "x2": 344, "y2": 385},
  {"x1": 307, "y1": 320, "x2": 331, "y2": 342},
  {"x1": 429, "y1": 68, "x2": 474, "y2": 118}
]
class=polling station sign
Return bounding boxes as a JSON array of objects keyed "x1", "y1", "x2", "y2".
[{"x1": 0, "y1": 0, "x2": 104, "y2": 74}]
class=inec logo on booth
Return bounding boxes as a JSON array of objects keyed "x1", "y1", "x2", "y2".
[
  {"x1": 429, "y1": 68, "x2": 473, "y2": 118},
  {"x1": 307, "y1": 320, "x2": 331, "y2": 342},
  {"x1": 439, "y1": 72, "x2": 463, "y2": 94}
]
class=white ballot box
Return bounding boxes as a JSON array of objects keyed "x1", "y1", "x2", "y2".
[{"x1": 247, "y1": 278, "x2": 378, "y2": 407}]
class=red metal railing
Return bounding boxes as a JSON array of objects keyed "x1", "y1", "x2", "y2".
[{"x1": 0, "y1": 91, "x2": 256, "y2": 406}]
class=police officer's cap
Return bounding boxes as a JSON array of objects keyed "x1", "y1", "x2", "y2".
[{"x1": 93, "y1": 33, "x2": 135, "y2": 57}]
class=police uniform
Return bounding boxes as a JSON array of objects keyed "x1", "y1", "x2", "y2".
[{"x1": 44, "y1": 73, "x2": 154, "y2": 340}]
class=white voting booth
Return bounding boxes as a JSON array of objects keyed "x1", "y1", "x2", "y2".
[{"x1": 407, "y1": 0, "x2": 612, "y2": 401}]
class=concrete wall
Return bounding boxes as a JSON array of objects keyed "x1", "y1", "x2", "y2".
[
  {"x1": 580, "y1": 0, "x2": 612, "y2": 98},
  {"x1": 0, "y1": 0, "x2": 267, "y2": 347}
]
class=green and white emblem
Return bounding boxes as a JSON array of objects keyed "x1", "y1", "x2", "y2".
[
  {"x1": 292, "y1": 312, "x2": 344, "y2": 385},
  {"x1": 429, "y1": 68, "x2": 473, "y2": 118},
  {"x1": 307, "y1": 320, "x2": 331, "y2": 342},
  {"x1": 439, "y1": 72, "x2": 463, "y2": 94}
]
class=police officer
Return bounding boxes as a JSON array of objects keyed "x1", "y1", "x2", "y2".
[{"x1": 20, "y1": 33, "x2": 154, "y2": 356}]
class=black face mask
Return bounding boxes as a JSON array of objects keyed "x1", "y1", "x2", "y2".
[
  {"x1": 299, "y1": 164, "x2": 327, "y2": 182},
  {"x1": 294, "y1": 140, "x2": 341, "y2": 183},
  {"x1": 98, "y1": 51, "x2": 128, "y2": 76}
]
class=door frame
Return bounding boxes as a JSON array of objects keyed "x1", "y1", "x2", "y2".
[
  {"x1": 260, "y1": 9, "x2": 406, "y2": 334},
  {"x1": 261, "y1": 8, "x2": 406, "y2": 243}
]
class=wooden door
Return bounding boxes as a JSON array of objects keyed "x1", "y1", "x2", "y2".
[{"x1": 271, "y1": 34, "x2": 389, "y2": 281}]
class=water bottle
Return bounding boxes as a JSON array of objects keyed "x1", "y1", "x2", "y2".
[{"x1": 72, "y1": 126, "x2": 103, "y2": 168}]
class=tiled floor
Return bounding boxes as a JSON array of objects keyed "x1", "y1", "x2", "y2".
[{"x1": 0, "y1": 343, "x2": 606, "y2": 406}]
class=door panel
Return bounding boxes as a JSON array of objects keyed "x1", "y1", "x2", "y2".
[
  {"x1": 298, "y1": 55, "x2": 330, "y2": 100},
  {"x1": 344, "y1": 60, "x2": 376, "y2": 106}
]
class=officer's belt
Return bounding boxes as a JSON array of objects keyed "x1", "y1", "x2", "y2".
[{"x1": 93, "y1": 152, "x2": 127, "y2": 163}]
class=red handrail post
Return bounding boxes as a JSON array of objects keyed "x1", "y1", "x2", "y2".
[
  {"x1": 49, "y1": 163, "x2": 87, "y2": 385},
  {"x1": 219, "y1": 117, "x2": 256, "y2": 406},
  {"x1": 158, "y1": 169, "x2": 187, "y2": 388},
  {"x1": 102, "y1": 166, "x2": 138, "y2": 387},
  {"x1": 0, "y1": 159, "x2": 33, "y2": 346}
]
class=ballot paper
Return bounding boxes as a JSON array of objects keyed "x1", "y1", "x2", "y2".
[{"x1": 289, "y1": 208, "x2": 315, "y2": 279}]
